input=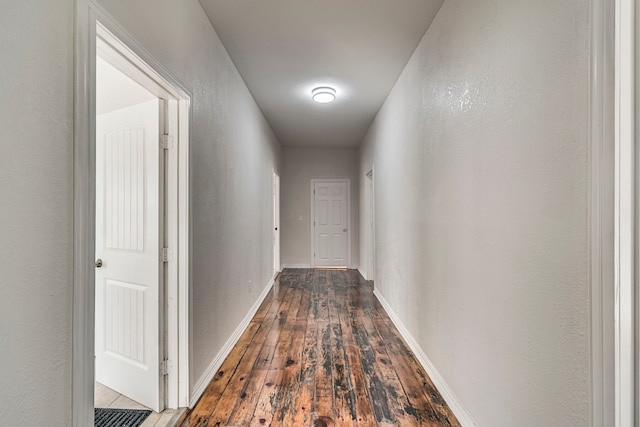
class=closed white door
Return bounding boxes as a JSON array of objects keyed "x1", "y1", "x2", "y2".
[
  {"x1": 95, "y1": 99, "x2": 164, "y2": 413},
  {"x1": 313, "y1": 181, "x2": 348, "y2": 267},
  {"x1": 273, "y1": 173, "x2": 280, "y2": 274}
]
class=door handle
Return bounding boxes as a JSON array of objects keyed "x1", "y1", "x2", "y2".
[
  {"x1": 95, "y1": 259, "x2": 103, "y2": 268},
  {"x1": 343, "y1": 228, "x2": 348, "y2": 232}
]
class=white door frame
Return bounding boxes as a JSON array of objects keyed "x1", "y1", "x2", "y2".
[
  {"x1": 310, "y1": 178, "x2": 351, "y2": 268},
  {"x1": 364, "y1": 167, "x2": 375, "y2": 282},
  {"x1": 73, "y1": 3, "x2": 191, "y2": 425},
  {"x1": 614, "y1": 0, "x2": 637, "y2": 425},
  {"x1": 589, "y1": 0, "x2": 616, "y2": 424}
]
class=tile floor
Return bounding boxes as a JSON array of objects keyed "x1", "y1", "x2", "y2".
[{"x1": 95, "y1": 382, "x2": 185, "y2": 427}]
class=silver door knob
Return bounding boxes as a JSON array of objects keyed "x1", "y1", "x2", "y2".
[{"x1": 95, "y1": 259, "x2": 103, "y2": 268}]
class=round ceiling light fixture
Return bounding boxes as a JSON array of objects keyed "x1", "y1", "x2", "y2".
[{"x1": 312, "y1": 86, "x2": 336, "y2": 104}]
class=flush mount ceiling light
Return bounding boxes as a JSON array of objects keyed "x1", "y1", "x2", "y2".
[{"x1": 312, "y1": 86, "x2": 336, "y2": 104}]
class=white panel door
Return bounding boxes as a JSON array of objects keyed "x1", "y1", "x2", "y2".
[
  {"x1": 95, "y1": 99, "x2": 164, "y2": 413},
  {"x1": 314, "y1": 181, "x2": 348, "y2": 267},
  {"x1": 273, "y1": 173, "x2": 281, "y2": 274}
]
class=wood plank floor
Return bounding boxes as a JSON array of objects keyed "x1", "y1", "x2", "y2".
[{"x1": 182, "y1": 269, "x2": 460, "y2": 427}]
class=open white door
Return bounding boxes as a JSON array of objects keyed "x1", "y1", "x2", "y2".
[
  {"x1": 95, "y1": 98, "x2": 164, "y2": 413},
  {"x1": 313, "y1": 180, "x2": 348, "y2": 267}
]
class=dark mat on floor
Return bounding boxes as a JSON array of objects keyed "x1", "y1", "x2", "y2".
[{"x1": 94, "y1": 408, "x2": 151, "y2": 427}]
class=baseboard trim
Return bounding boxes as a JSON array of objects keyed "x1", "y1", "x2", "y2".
[
  {"x1": 357, "y1": 267, "x2": 369, "y2": 280},
  {"x1": 190, "y1": 276, "x2": 275, "y2": 407},
  {"x1": 282, "y1": 264, "x2": 360, "y2": 270},
  {"x1": 282, "y1": 263, "x2": 311, "y2": 269},
  {"x1": 374, "y1": 289, "x2": 477, "y2": 427}
]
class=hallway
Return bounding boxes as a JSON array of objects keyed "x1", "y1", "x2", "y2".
[
  {"x1": 3, "y1": 0, "x2": 621, "y2": 425},
  {"x1": 182, "y1": 269, "x2": 459, "y2": 426}
]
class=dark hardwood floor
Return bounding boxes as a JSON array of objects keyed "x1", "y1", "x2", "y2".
[{"x1": 182, "y1": 268, "x2": 460, "y2": 427}]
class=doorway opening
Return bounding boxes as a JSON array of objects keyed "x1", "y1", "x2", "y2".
[
  {"x1": 273, "y1": 172, "x2": 281, "y2": 276},
  {"x1": 310, "y1": 179, "x2": 351, "y2": 268},
  {"x1": 95, "y1": 56, "x2": 165, "y2": 414},
  {"x1": 94, "y1": 21, "x2": 190, "y2": 419}
]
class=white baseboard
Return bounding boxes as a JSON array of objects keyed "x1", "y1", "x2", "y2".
[
  {"x1": 281, "y1": 263, "x2": 311, "y2": 269},
  {"x1": 374, "y1": 289, "x2": 477, "y2": 427},
  {"x1": 282, "y1": 263, "x2": 359, "y2": 270},
  {"x1": 190, "y1": 276, "x2": 275, "y2": 407},
  {"x1": 357, "y1": 267, "x2": 369, "y2": 280}
]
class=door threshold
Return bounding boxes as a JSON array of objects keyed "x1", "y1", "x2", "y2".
[{"x1": 95, "y1": 382, "x2": 186, "y2": 427}]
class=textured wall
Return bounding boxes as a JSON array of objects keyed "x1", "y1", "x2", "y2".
[
  {"x1": 359, "y1": 0, "x2": 590, "y2": 425},
  {"x1": 0, "y1": 1, "x2": 74, "y2": 425},
  {"x1": 94, "y1": 0, "x2": 282, "y2": 394},
  {"x1": 281, "y1": 147, "x2": 359, "y2": 268}
]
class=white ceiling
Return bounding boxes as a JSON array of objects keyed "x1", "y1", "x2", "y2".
[
  {"x1": 96, "y1": 56, "x2": 156, "y2": 115},
  {"x1": 199, "y1": 0, "x2": 444, "y2": 148}
]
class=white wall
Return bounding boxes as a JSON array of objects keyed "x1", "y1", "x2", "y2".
[
  {"x1": 1, "y1": 1, "x2": 281, "y2": 424},
  {"x1": 281, "y1": 147, "x2": 359, "y2": 268},
  {"x1": 360, "y1": 0, "x2": 590, "y2": 425},
  {"x1": 92, "y1": 0, "x2": 282, "y2": 396},
  {"x1": 0, "y1": 1, "x2": 74, "y2": 425}
]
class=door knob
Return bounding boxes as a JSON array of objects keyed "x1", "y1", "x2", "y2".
[
  {"x1": 343, "y1": 228, "x2": 348, "y2": 232},
  {"x1": 95, "y1": 259, "x2": 103, "y2": 268}
]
